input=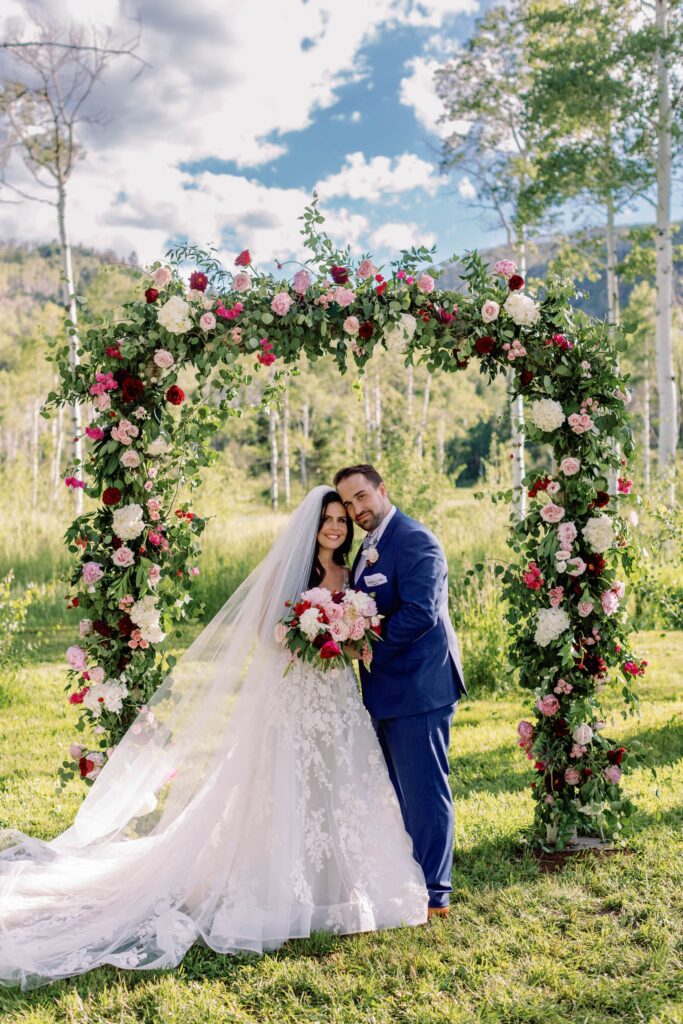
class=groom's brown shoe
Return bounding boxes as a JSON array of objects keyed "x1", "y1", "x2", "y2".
[{"x1": 427, "y1": 906, "x2": 450, "y2": 920}]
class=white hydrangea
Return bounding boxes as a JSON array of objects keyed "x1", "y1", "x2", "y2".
[
  {"x1": 384, "y1": 313, "x2": 417, "y2": 352},
  {"x1": 83, "y1": 680, "x2": 128, "y2": 718},
  {"x1": 572, "y1": 723, "x2": 594, "y2": 745},
  {"x1": 157, "y1": 295, "x2": 193, "y2": 335},
  {"x1": 504, "y1": 291, "x2": 541, "y2": 326},
  {"x1": 534, "y1": 607, "x2": 571, "y2": 648},
  {"x1": 529, "y1": 399, "x2": 566, "y2": 433},
  {"x1": 147, "y1": 436, "x2": 171, "y2": 457},
  {"x1": 582, "y1": 515, "x2": 615, "y2": 553},
  {"x1": 130, "y1": 595, "x2": 165, "y2": 643},
  {"x1": 112, "y1": 503, "x2": 145, "y2": 541},
  {"x1": 299, "y1": 606, "x2": 323, "y2": 639}
]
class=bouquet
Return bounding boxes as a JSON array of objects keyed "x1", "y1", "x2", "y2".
[{"x1": 275, "y1": 586, "x2": 383, "y2": 673}]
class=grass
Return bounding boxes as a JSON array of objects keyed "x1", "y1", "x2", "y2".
[{"x1": 0, "y1": 630, "x2": 681, "y2": 1022}]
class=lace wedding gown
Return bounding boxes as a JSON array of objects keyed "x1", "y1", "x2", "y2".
[{"x1": 0, "y1": 487, "x2": 428, "y2": 990}]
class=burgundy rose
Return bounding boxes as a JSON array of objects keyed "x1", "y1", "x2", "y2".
[
  {"x1": 117, "y1": 654, "x2": 130, "y2": 672},
  {"x1": 189, "y1": 270, "x2": 208, "y2": 292},
  {"x1": 606, "y1": 747, "x2": 627, "y2": 766},
  {"x1": 106, "y1": 345, "x2": 122, "y2": 360},
  {"x1": 121, "y1": 376, "x2": 144, "y2": 404},
  {"x1": 474, "y1": 336, "x2": 495, "y2": 356},
  {"x1": 313, "y1": 632, "x2": 332, "y2": 649},
  {"x1": 118, "y1": 614, "x2": 134, "y2": 637},
  {"x1": 358, "y1": 321, "x2": 374, "y2": 341},
  {"x1": 111, "y1": 536, "x2": 123, "y2": 550},
  {"x1": 145, "y1": 288, "x2": 159, "y2": 304},
  {"x1": 330, "y1": 265, "x2": 350, "y2": 285},
  {"x1": 102, "y1": 487, "x2": 122, "y2": 506},
  {"x1": 579, "y1": 651, "x2": 608, "y2": 676},
  {"x1": 594, "y1": 491, "x2": 610, "y2": 509},
  {"x1": 92, "y1": 619, "x2": 113, "y2": 638},
  {"x1": 235, "y1": 249, "x2": 251, "y2": 267},
  {"x1": 166, "y1": 384, "x2": 185, "y2": 406},
  {"x1": 508, "y1": 274, "x2": 525, "y2": 291},
  {"x1": 553, "y1": 718, "x2": 570, "y2": 737},
  {"x1": 520, "y1": 369, "x2": 534, "y2": 386},
  {"x1": 586, "y1": 554, "x2": 606, "y2": 577}
]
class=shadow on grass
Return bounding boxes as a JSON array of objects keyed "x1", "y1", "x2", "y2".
[
  {"x1": 450, "y1": 741, "x2": 531, "y2": 800},
  {"x1": 625, "y1": 715, "x2": 683, "y2": 769}
]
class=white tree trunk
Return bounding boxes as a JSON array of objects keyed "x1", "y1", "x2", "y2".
[
  {"x1": 510, "y1": 238, "x2": 527, "y2": 519},
  {"x1": 268, "y1": 406, "x2": 279, "y2": 512},
  {"x1": 643, "y1": 367, "x2": 651, "y2": 495},
  {"x1": 58, "y1": 183, "x2": 83, "y2": 515},
  {"x1": 374, "y1": 370, "x2": 382, "y2": 464},
  {"x1": 52, "y1": 402, "x2": 65, "y2": 491},
  {"x1": 655, "y1": 0, "x2": 678, "y2": 500},
  {"x1": 436, "y1": 416, "x2": 445, "y2": 475},
  {"x1": 299, "y1": 401, "x2": 309, "y2": 490},
  {"x1": 363, "y1": 376, "x2": 373, "y2": 460},
  {"x1": 416, "y1": 372, "x2": 432, "y2": 461},
  {"x1": 406, "y1": 364, "x2": 414, "y2": 422},
  {"x1": 605, "y1": 195, "x2": 620, "y2": 326},
  {"x1": 31, "y1": 398, "x2": 40, "y2": 513},
  {"x1": 281, "y1": 385, "x2": 291, "y2": 508}
]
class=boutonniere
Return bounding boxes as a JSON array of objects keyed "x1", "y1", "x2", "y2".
[{"x1": 366, "y1": 546, "x2": 379, "y2": 565}]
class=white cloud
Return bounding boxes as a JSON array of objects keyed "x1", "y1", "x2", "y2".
[
  {"x1": 316, "y1": 151, "x2": 446, "y2": 202},
  {"x1": 370, "y1": 221, "x2": 436, "y2": 255},
  {"x1": 458, "y1": 175, "x2": 476, "y2": 200},
  {"x1": 399, "y1": 55, "x2": 471, "y2": 139}
]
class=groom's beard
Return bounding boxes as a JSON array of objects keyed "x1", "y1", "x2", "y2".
[{"x1": 358, "y1": 508, "x2": 388, "y2": 533}]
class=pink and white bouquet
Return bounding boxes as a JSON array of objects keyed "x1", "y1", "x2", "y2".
[{"x1": 275, "y1": 587, "x2": 383, "y2": 673}]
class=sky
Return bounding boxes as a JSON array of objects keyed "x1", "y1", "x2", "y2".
[{"x1": 0, "y1": 0, "x2": 670, "y2": 276}]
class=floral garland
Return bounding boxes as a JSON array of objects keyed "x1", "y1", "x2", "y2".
[{"x1": 48, "y1": 196, "x2": 641, "y2": 848}]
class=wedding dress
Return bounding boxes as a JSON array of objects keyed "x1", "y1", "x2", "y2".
[{"x1": 0, "y1": 486, "x2": 428, "y2": 990}]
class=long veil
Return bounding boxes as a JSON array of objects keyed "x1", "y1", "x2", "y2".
[{"x1": 0, "y1": 485, "x2": 339, "y2": 986}]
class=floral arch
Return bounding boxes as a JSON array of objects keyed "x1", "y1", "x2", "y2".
[{"x1": 50, "y1": 196, "x2": 643, "y2": 849}]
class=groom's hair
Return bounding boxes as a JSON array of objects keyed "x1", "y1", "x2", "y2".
[{"x1": 333, "y1": 464, "x2": 384, "y2": 489}]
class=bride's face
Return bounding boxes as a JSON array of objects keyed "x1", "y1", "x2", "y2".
[{"x1": 317, "y1": 501, "x2": 349, "y2": 553}]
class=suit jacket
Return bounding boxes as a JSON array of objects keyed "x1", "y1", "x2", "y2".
[{"x1": 352, "y1": 508, "x2": 466, "y2": 719}]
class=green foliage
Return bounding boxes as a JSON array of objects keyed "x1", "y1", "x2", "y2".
[
  {"x1": 451, "y1": 566, "x2": 513, "y2": 695},
  {"x1": 0, "y1": 570, "x2": 33, "y2": 667}
]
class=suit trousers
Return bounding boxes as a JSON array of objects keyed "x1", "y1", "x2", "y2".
[{"x1": 372, "y1": 702, "x2": 457, "y2": 909}]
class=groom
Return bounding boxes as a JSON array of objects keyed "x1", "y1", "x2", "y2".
[{"x1": 334, "y1": 464, "x2": 466, "y2": 919}]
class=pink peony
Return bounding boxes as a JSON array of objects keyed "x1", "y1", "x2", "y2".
[
  {"x1": 200, "y1": 312, "x2": 216, "y2": 331},
  {"x1": 66, "y1": 645, "x2": 88, "y2": 671},
  {"x1": 604, "y1": 765, "x2": 622, "y2": 785},
  {"x1": 566, "y1": 557, "x2": 587, "y2": 577},
  {"x1": 89, "y1": 666, "x2": 105, "y2": 685},
  {"x1": 536, "y1": 694, "x2": 561, "y2": 717},
  {"x1": 493, "y1": 259, "x2": 517, "y2": 280},
  {"x1": 233, "y1": 272, "x2": 251, "y2": 292},
  {"x1": 112, "y1": 546, "x2": 135, "y2": 568},
  {"x1": 564, "y1": 768, "x2": 581, "y2": 786},
  {"x1": 333, "y1": 286, "x2": 356, "y2": 308},
  {"x1": 517, "y1": 720, "x2": 534, "y2": 741},
  {"x1": 557, "y1": 522, "x2": 578, "y2": 547},
  {"x1": 152, "y1": 267, "x2": 172, "y2": 288},
  {"x1": 85, "y1": 426, "x2": 105, "y2": 441},
  {"x1": 82, "y1": 561, "x2": 104, "y2": 584},
  {"x1": 416, "y1": 273, "x2": 435, "y2": 293},
  {"x1": 540, "y1": 503, "x2": 565, "y2": 524},
  {"x1": 343, "y1": 316, "x2": 360, "y2": 335},
  {"x1": 153, "y1": 349, "x2": 174, "y2": 370},
  {"x1": 292, "y1": 269, "x2": 312, "y2": 294},
  {"x1": 578, "y1": 599, "x2": 594, "y2": 618},
  {"x1": 357, "y1": 259, "x2": 377, "y2": 279},
  {"x1": 271, "y1": 291, "x2": 293, "y2": 316},
  {"x1": 559, "y1": 457, "x2": 581, "y2": 476},
  {"x1": 601, "y1": 590, "x2": 620, "y2": 616},
  {"x1": 94, "y1": 393, "x2": 111, "y2": 412}
]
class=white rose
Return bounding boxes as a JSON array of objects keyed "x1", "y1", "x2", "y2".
[
  {"x1": 504, "y1": 291, "x2": 540, "y2": 327},
  {"x1": 140, "y1": 622, "x2": 165, "y2": 644},
  {"x1": 481, "y1": 300, "x2": 500, "y2": 323},
  {"x1": 120, "y1": 450, "x2": 141, "y2": 469},
  {"x1": 572, "y1": 723, "x2": 594, "y2": 745},
  {"x1": 529, "y1": 399, "x2": 565, "y2": 433},
  {"x1": 157, "y1": 296, "x2": 193, "y2": 335},
  {"x1": 147, "y1": 436, "x2": 171, "y2": 457},
  {"x1": 534, "y1": 607, "x2": 571, "y2": 648},
  {"x1": 299, "y1": 607, "x2": 323, "y2": 639},
  {"x1": 130, "y1": 595, "x2": 159, "y2": 628},
  {"x1": 582, "y1": 515, "x2": 615, "y2": 553},
  {"x1": 112, "y1": 503, "x2": 145, "y2": 541},
  {"x1": 153, "y1": 349, "x2": 175, "y2": 370}
]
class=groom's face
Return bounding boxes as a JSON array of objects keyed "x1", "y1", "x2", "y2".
[{"x1": 337, "y1": 474, "x2": 390, "y2": 533}]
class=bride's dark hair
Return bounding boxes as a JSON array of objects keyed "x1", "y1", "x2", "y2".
[{"x1": 308, "y1": 490, "x2": 354, "y2": 588}]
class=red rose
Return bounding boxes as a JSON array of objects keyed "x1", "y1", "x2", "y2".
[
  {"x1": 235, "y1": 250, "x2": 251, "y2": 267},
  {"x1": 508, "y1": 274, "x2": 524, "y2": 291},
  {"x1": 121, "y1": 376, "x2": 144, "y2": 403},
  {"x1": 166, "y1": 385, "x2": 185, "y2": 406},
  {"x1": 189, "y1": 271, "x2": 208, "y2": 292},
  {"x1": 438, "y1": 308, "x2": 455, "y2": 324},
  {"x1": 320, "y1": 640, "x2": 342, "y2": 659},
  {"x1": 376, "y1": 282, "x2": 387, "y2": 296},
  {"x1": 370, "y1": 622, "x2": 382, "y2": 635},
  {"x1": 145, "y1": 288, "x2": 159, "y2": 304},
  {"x1": 330, "y1": 265, "x2": 350, "y2": 285},
  {"x1": 102, "y1": 487, "x2": 122, "y2": 506},
  {"x1": 474, "y1": 336, "x2": 495, "y2": 355},
  {"x1": 358, "y1": 321, "x2": 374, "y2": 341},
  {"x1": 520, "y1": 369, "x2": 534, "y2": 386},
  {"x1": 607, "y1": 747, "x2": 627, "y2": 765},
  {"x1": 79, "y1": 756, "x2": 95, "y2": 778},
  {"x1": 118, "y1": 615, "x2": 134, "y2": 637},
  {"x1": 594, "y1": 491, "x2": 610, "y2": 508},
  {"x1": 92, "y1": 619, "x2": 113, "y2": 638},
  {"x1": 586, "y1": 554, "x2": 606, "y2": 577},
  {"x1": 106, "y1": 345, "x2": 122, "y2": 360},
  {"x1": 534, "y1": 761, "x2": 546, "y2": 772}
]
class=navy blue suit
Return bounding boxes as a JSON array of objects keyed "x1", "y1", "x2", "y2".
[{"x1": 352, "y1": 509, "x2": 466, "y2": 909}]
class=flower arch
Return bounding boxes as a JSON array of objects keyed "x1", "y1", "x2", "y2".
[{"x1": 49, "y1": 196, "x2": 642, "y2": 849}]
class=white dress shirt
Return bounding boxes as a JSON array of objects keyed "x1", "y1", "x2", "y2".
[{"x1": 354, "y1": 505, "x2": 397, "y2": 583}]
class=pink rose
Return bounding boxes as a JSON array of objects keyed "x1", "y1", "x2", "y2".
[
  {"x1": 564, "y1": 769, "x2": 581, "y2": 786},
  {"x1": 200, "y1": 312, "x2": 216, "y2": 331},
  {"x1": 517, "y1": 720, "x2": 534, "y2": 740},
  {"x1": 233, "y1": 272, "x2": 251, "y2": 292},
  {"x1": 147, "y1": 498, "x2": 162, "y2": 512},
  {"x1": 549, "y1": 586, "x2": 564, "y2": 607},
  {"x1": 343, "y1": 316, "x2": 360, "y2": 335},
  {"x1": 578, "y1": 599, "x2": 594, "y2": 618},
  {"x1": 612, "y1": 580, "x2": 626, "y2": 599},
  {"x1": 536, "y1": 694, "x2": 561, "y2": 717},
  {"x1": 112, "y1": 546, "x2": 135, "y2": 568},
  {"x1": 89, "y1": 666, "x2": 105, "y2": 685},
  {"x1": 66, "y1": 645, "x2": 88, "y2": 671},
  {"x1": 350, "y1": 618, "x2": 366, "y2": 642},
  {"x1": 274, "y1": 622, "x2": 289, "y2": 645},
  {"x1": 559, "y1": 457, "x2": 581, "y2": 476},
  {"x1": 292, "y1": 270, "x2": 312, "y2": 294},
  {"x1": 416, "y1": 273, "x2": 435, "y2": 294},
  {"x1": 70, "y1": 742, "x2": 84, "y2": 760},
  {"x1": 540, "y1": 503, "x2": 565, "y2": 524},
  {"x1": 566, "y1": 557, "x2": 587, "y2": 577},
  {"x1": 357, "y1": 259, "x2": 377, "y2": 280},
  {"x1": 493, "y1": 259, "x2": 517, "y2": 280},
  {"x1": 152, "y1": 267, "x2": 172, "y2": 288},
  {"x1": 557, "y1": 522, "x2": 577, "y2": 547},
  {"x1": 271, "y1": 292, "x2": 293, "y2": 316},
  {"x1": 604, "y1": 765, "x2": 622, "y2": 785},
  {"x1": 546, "y1": 481, "x2": 560, "y2": 495},
  {"x1": 601, "y1": 590, "x2": 620, "y2": 616},
  {"x1": 95, "y1": 392, "x2": 111, "y2": 412},
  {"x1": 481, "y1": 300, "x2": 500, "y2": 323},
  {"x1": 82, "y1": 561, "x2": 103, "y2": 584},
  {"x1": 121, "y1": 450, "x2": 140, "y2": 468},
  {"x1": 153, "y1": 349, "x2": 174, "y2": 370},
  {"x1": 148, "y1": 564, "x2": 162, "y2": 587}
]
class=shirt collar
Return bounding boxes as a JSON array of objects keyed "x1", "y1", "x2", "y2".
[{"x1": 369, "y1": 504, "x2": 397, "y2": 545}]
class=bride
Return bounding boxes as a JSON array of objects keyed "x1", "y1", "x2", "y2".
[{"x1": 0, "y1": 485, "x2": 428, "y2": 990}]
